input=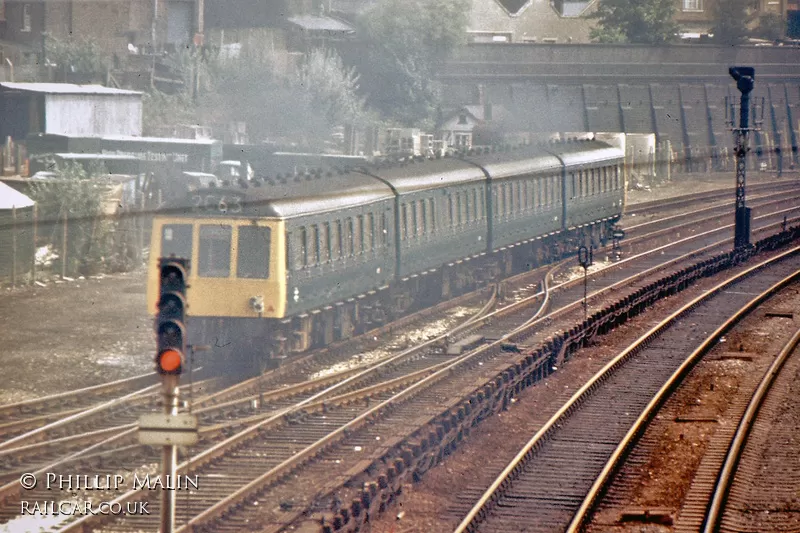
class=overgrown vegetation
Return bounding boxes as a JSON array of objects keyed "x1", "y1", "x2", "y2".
[
  {"x1": 357, "y1": 0, "x2": 471, "y2": 126},
  {"x1": 43, "y1": 35, "x2": 108, "y2": 77},
  {"x1": 757, "y1": 12, "x2": 784, "y2": 41},
  {"x1": 28, "y1": 162, "x2": 116, "y2": 277},
  {"x1": 712, "y1": 0, "x2": 751, "y2": 44},
  {"x1": 589, "y1": 0, "x2": 678, "y2": 44},
  {"x1": 143, "y1": 44, "x2": 371, "y2": 147}
]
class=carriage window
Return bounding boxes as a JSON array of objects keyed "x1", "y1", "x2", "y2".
[
  {"x1": 308, "y1": 225, "x2": 320, "y2": 265},
  {"x1": 401, "y1": 205, "x2": 408, "y2": 240},
  {"x1": 331, "y1": 221, "x2": 341, "y2": 259},
  {"x1": 379, "y1": 213, "x2": 388, "y2": 247},
  {"x1": 355, "y1": 215, "x2": 363, "y2": 253},
  {"x1": 237, "y1": 226, "x2": 271, "y2": 279},
  {"x1": 504, "y1": 184, "x2": 512, "y2": 215},
  {"x1": 521, "y1": 181, "x2": 528, "y2": 211},
  {"x1": 410, "y1": 203, "x2": 418, "y2": 236},
  {"x1": 161, "y1": 224, "x2": 192, "y2": 260},
  {"x1": 199, "y1": 225, "x2": 231, "y2": 277},
  {"x1": 345, "y1": 218, "x2": 354, "y2": 255},
  {"x1": 428, "y1": 198, "x2": 436, "y2": 233},
  {"x1": 420, "y1": 201, "x2": 427, "y2": 233},
  {"x1": 465, "y1": 192, "x2": 472, "y2": 223},
  {"x1": 364, "y1": 214, "x2": 374, "y2": 251},
  {"x1": 615, "y1": 166, "x2": 621, "y2": 189},
  {"x1": 292, "y1": 228, "x2": 307, "y2": 269},
  {"x1": 555, "y1": 176, "x2": 561, "y2": 202},
  {"x1": 472, "y1": 189, "x2": 479, "y2": 220},
  {"x1": 544, "y1": 178, "x2": 550, "y2": 206},
  {"x1": 554, "y1": 176, "x2": 560, "y2": 204},
  {"x1": 448, "y1": 195, "x2": 456, "y2": 226},
  {"x1": 320, "y1": 223, "x2": 330, "y2": 262}
]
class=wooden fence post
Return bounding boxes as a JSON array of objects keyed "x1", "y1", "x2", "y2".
[
  {"x1": 11, "y1": 206, "x2": 17, "y2": 287},
  {"x1": 61, "y1": 209, "x2": 68, "y2": 279},
  {"x1": 31, "y1": 204, "x2": 37, "y2": 284}
]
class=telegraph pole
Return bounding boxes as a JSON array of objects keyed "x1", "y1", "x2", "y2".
[{"x1": 729, "y1": 67, "x2": 755, "y2": 249}]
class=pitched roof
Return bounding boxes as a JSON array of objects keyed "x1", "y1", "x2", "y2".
[
  {"x1": 0, "y1": 83, "x2": 141, "y2": 96},
  {"x1": 0, "y1": 182, "x2": 35, "y2": 209}
]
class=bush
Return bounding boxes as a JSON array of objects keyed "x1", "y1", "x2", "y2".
[
  {"x1": 28, "y1": 161, "x2": 114, "y2": 277},
  {"x1": 44, "y1": 35, "x2": 108, "y2": 76}
]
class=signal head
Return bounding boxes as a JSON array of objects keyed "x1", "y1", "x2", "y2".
[
  {"x1": 156, "y1": 319, "x2": 185, "y2": 375},
  {"x1": 159, "y1": 259, "x2": 189, "y2": 294}
]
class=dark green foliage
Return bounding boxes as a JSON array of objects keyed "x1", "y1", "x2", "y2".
[
  {"x1": 589, "y1": 0, "x2": 679, "y2": 44},
  {"x1": 148, "y1": 45, "x2": 368, "y2": 147},
  {"x1": 28, "y1": 162, "x2": 114, "y2": 276},
  {"x1": 357, "y1": 0, "x2": 471, "y2": 125},
  {"x1": 712, "y1": 0, "x2": 751, "y2": 44},
  {"x1": 44, "y1": 35, "x2": 108, "y2": 76},
  {"x1": 757, "y1": 12, "x2": 784, "y2": 41}
]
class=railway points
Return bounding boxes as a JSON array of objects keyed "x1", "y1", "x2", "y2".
[
  {"x1": 3, "y1": 174, "x2": 800, "y2": 533},
  {"x1": 12, "y1": 189, "x2": 792, "y2": 528}
]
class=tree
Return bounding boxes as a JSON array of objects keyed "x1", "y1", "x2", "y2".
[
  {"x1": 297, "y1": 49, "x2": 369, "y2": 129},
  {"x1": 43, "y1": 35, "x2": 108, "y2": 81},
  {"x1": 196, "y1": 46, "x2": 368, "y2": 148},
  {"x1": 28, "y1": 162, "x2": 113, "y2": 276},
  {"x1": 589, "y1": 0, "x2": 678, "y2": 45},
  {"x1": 757, "y1": 12, "x2": 784, "y2": 41},
  {"x1": 712, "y1": 0, "x2": 751, "y2": 44},
  {"x1": 357, "y1": 0, "x2": 471, "y2": 125}
]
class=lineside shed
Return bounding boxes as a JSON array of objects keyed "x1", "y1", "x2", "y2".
[
  {"x1": 0, "y1": 83, "x2": 143, "y2": 140},
  {"x1": 0, "y1": 181, "x2": 35, "y2": 283}
]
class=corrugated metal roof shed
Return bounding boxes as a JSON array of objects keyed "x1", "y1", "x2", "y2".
[
  {"x1": 0, "y1": 182, "x2": 35, "y2": 209},
  {"x1": 0, "y1": 83, "x2": 141, "y2": 96}
]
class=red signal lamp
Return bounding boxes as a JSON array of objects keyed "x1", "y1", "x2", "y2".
[{"x1": 158, "y1": 349, "x2": 184, "y2": 374}]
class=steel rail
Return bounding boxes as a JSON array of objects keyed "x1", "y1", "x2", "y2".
[
  {"x1": 54, "y1": 209, "x2": 800, "y2": 533},
  {"x1": 565, "y1": 257, "x2": 800, "y2": 533},
  {"x1": 174, "y1": 263, "x2": 553, "y2": 532},
  {"x1": 455, "y1": 245, "x2": 800, "y2": 533},
  {"x1": 57, "y1": 285, "x2": 506, "y2": 533},
  {"x1": 700, "y1": 326, "x2": 800, "y2": 533},
  {"x1": 39, "y1": 203, "x2": 800, "y2": 528},
  {"x1": 0, "y1": 371, "x2": 156, "y2": 417}
]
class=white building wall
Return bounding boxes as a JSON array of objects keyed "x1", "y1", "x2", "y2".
[{"x1": 44, "y1": 94, "x2": 143, "y2": 136}]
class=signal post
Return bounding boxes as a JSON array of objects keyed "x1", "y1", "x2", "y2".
[{"x1": 139, "y1": 258, "x2": 197, "y2": 533}]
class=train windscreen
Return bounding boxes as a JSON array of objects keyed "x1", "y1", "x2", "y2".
[
  {"x1": 199, "y1": 225, "x2": 232, "y2": 278},
  {"x1": 237, "y1": 226, "x2": 271, "y2": 279},
  {"x1": 161, "y1": 224, "x2": 193, "y2": 260}
]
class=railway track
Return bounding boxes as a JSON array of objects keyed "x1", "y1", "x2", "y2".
[
  {"x1": 0, "y1": 373, "x2": 158, "y2": 443},
  {"x1": 1, "y1": 180, "x2": 788, "y2": 445},
  {"x1": 44, "y1": 209, "x2": 800, "y2": 532},
  {"x1": 702, "y1": 327, "x2": 800, "y2": 533},
  {"x1": 0, "y1": 182, "x2": 796, "y2": 531},
  {"x1": 454, "y1": 246, "x2": 800, "y2": 533}
]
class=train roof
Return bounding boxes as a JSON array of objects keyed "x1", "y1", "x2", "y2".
[
  {"x1": 361, "y1": 157, "x2": 486, "y2": 194},
  {"x1": 463, "y1": 145, "x2": 563, "y2": 180},
  {"x1": 551, "y1": 140, "x2": 625, "y2": 168},
  {"x1": 160, "y1": 171, "x2": 394, "y2": 219}
]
